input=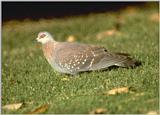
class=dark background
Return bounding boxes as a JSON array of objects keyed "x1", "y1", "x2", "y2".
[{"x1": 2, "y1": 2, "x2": 147, "y2": 21}]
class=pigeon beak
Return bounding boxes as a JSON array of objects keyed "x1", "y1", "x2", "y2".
[
  {"x1": 33, "y1": 38, "x2": 38, "y2": 43},
  {"x1": 36, "y1": 37, "x2": 40, "y2": 42},
  {"x1": 34, "y1": 38, "x2": 41, "y2": 48},
  {"x1": 36, "y1": 37, "x2": 39, "y2": 41}
]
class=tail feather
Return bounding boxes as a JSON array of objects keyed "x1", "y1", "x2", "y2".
[
  {"x1": 115, "y1": 57, "x2": 140, "y2": 68},
  {"x1": 89, "y1": 51, "x2": 141, "y2": 71},
  {"x1": 115, "y1": 52, "x2": 130, "y2": 56}
]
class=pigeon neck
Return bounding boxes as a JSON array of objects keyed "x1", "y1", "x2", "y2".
[
  {"x1": 42, "y1": 40, "x2": 56, "y2": 45},
  {"x1": 42, "y1": 39, "x2": 55, "y2": 45}
]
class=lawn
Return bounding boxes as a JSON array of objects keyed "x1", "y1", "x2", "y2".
[{"x1": 2, "y1": 3, "x2": 159, "y2": 114}]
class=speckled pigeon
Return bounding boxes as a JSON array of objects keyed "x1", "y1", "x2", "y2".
[{"x1": 36, "y1": 31, "x2": 138, "y2": 75}]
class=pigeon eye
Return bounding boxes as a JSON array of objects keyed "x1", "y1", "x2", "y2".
[{"x1": 39, "y1": 34, "x2": 46, "y2": 39}]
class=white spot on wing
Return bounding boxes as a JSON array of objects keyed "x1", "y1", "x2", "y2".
[
  {"x1": 91, "y1": 51, "x2": 96, "y2": 57},
  {"x1": 89, "y1": 58, "x2": 94, "y2": 68}
]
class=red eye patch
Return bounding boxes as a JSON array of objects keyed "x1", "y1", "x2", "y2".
[{"x1": 39, "y1": 34, "x2": 46, "y2": 39}]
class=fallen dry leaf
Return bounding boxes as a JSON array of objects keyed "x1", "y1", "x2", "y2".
[
  {"x1": 96, "y1": 29, "x2": 121, "y2": 40},
  {"x1": 105, "y1": 30, "x2": 116, "y2": 36},
  {"x1": 25, "y1": 101, "x2": 34, "y2": 105},
  {"x1": 146, "y1": 99, "x2": 156, "y2": 103},
  {"x1": 105, "y1": 87, "x2": 129, "y2": 95},
  {"x1": 67, "y1": 35, "x2": 76, "y2": 42},
  {"x1": 150, "y1": 13, "x2": 159, "y2": 22},
  {"x1": 135, "y1": 92, "x2": 144, "y2": 97},
  {"x1": 115, "y1": 16, "x2": 125, "y2": 30},
  {"x1": 123, "y1": 6, "x2": 138, "y2": 16},
  {"x1": 27, "y1": 104, "x2": 49, "y2": 114},
  {"x1": 90, "y1": 108, "x2": 107, "y2": 114},
  {"x1": 147, "y1": 111, "x2": 158, "y2": 115},
  {"x1": 61, "y1": 77, "x2": 70, "y2": 81},
  {"x1": 2, "y1": 103, "x2": 23, "y2": 111}
]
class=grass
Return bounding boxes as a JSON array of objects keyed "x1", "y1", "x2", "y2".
[{"x1": 2, "y1": 4, "x2": 159, "y2": 114}]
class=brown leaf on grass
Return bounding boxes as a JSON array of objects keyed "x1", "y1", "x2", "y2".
[
  {"x1": 147, "y1": 111, "x2": 158, "y2": 115},
  {"x1": 96, "y1": 29, "x2": 122, "y2": 40},
  {"x1": 105, "y1": 87, "x2": 129, "y2": 95},
  {"x1": 123, "y1": 6, "x2": 138, "y2": 16},
  {"x1": 134, "y1": 92, "x2": 144, "y2": 97},
  {"x1": 61, "y1": 77, "x2": 70, "y2": 81},
  {"x1": 150, "y1": 13, "x2": 159, "y2": 22},
  {"x1": 146, "y1": 99, "x2": 156, "y2": 103},
  {"x1": 2, "y1": 103, "x2": 23, "y2": 111},
  {"x1": 27, "y1": 104, "x2": 49, "y2": 114},
  {"x1": 115, "y1": 16, "x2": 125, "y2": 30},
  {"x1": 25, "y1": 101, "x2": 34, "y2": 105},
  {"x1": 67, "y1": 35, "x2": 76, "y2": 42},
  {"x1": 90, "y1": 108, "x2": 107, "y2": 114}
]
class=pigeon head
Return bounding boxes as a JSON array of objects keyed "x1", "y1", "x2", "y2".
[{"x1": 36, "y1": 31, "x2": 54, "y2": 44}]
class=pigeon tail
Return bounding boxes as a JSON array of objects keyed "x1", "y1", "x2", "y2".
[{"x1": 114, "y1": 57, "x2": 140, "y2": 68}]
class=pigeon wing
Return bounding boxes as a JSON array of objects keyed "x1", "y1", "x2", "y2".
[{"x1": 54, "y1": 42, "x2": 136, "y2": 74}]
